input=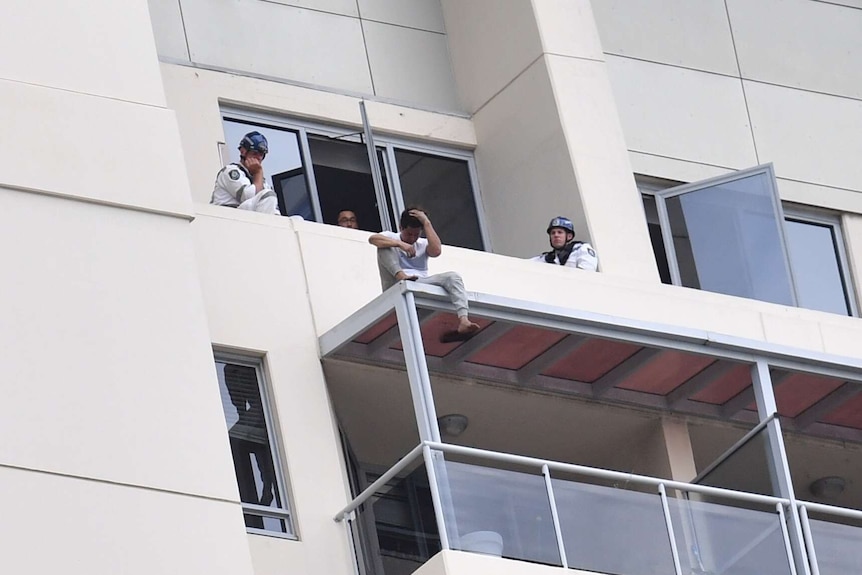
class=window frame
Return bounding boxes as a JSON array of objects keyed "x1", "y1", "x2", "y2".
[
  {"x1": 221, "y1": 107, "x2": 492, "y2": 251},
  {"x1": 646, "y1": 164, "x2": 799, "y2": 305},
  {"x1": 638, "y1": 168, "x2": 858, "y2": 316},
  {"x1": 782, "y1": 204, "x2": 858, "y2": 317},
  {"x1": 214, "y1": 351, "x2": 297, "y2": 539}
]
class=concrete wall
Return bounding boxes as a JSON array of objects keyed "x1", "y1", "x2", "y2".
[
  {"x1": 0, "y1": 1, "x2": 255, "y2": 574},
  {"x1": 147, "y1": 0, "x2": 461, "y2": 112},
  {"x1": 192, "y1": 207, "x2": 356, "y2": 575},
  {"x1": 592, "y1": 0, "x2": 862, "y2": 203}
]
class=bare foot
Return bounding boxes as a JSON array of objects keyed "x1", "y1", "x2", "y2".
[
  {"x1": 457, "y1": 318, "x2": 480, "y2": 334},
  {"x1": 395, "y1": 271, "x2": 418, "y2": 282}
]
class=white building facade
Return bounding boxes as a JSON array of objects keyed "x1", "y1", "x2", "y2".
[{"x1": 3, "y1": 1, "x2": 862, "y2": 574}]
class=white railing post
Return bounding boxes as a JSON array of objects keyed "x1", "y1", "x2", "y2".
[
  {"x1": 423, "y1": 444, "x2": 451, "y2": 550},
  {"x1": 798, "y1": 505, "x2": 821, "y2": 575},
  {"x1": 541, "y1": 464, "x2": 568, "y2": 568},
  {"x1": 658, "y1": 483, "x2": 683, "y2": 575}
]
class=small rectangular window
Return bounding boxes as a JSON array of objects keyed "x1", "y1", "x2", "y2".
[
  {"x1": 215, "y1": 356, "x2": 295, "y2": 536},
  {"x1": 784, "y1": 208, "x2": 856, "y2": 316}
]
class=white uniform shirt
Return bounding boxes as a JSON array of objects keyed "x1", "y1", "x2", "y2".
[
  {"x1": 210, "y1": 163, "x2": 275, "y2": 209},
  {"x1": 531, "y1": 241, "x2": 598, "y2": 271},
  {"x1": 380, "y1": 231, "x2": 430, "y2": 277}
]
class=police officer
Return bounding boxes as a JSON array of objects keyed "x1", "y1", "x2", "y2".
[
  {"x1": 210, "y1": 131, "x2": 280, "y2": 214},
  {"x1": 531, "y1": 216, "x2": 598, "y2": 271}
]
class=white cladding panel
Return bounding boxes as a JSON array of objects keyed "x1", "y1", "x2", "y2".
[
  {"x1": 266, "y1": 0, "x2": 359, "y2": 16},
  {"x1": 146, "y1": 0, "x2": 190, "y2": 61},
  {"x1": 533, "y1": 0, "x2": 604, "y2": 60},
  {"x1": 440, "y1": 0, "x2": 543, "y2": 113},
  {"x1": 746, "y1": 80, "x2": 862, "y2": 193},
  {"x1": 728, "y1": 0, "x2": 862, "y2": 100},
  {"x1": 0, "y1": 1, "x2": 166, "y2": 106},
  {"x1": 606, "y1": 56, "x2": 757, "y2": 169},
  {"x1": 0, "y1": 190, "x2": 239, "y2": 500},
  {"x1": 0, "y1": 466, "x2": 253, "y2": 575},
  {"x1": 362, "y1": 20, "x2": 461, "y2": 111},
  {"x1": 358, "y1": 0, "x2": 445, "y2": 32},
  {"x1": 181, "y1": 0, "x2": 373, "y2": 93},
  {"x1": 591, "y1": 0, "x2": 738, "y2": 76},
  {"x1": 0, "y1": 80, "x2": 193, "y2": 216}
]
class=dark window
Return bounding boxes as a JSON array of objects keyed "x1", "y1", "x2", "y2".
[
  {"x1": 221, "y1": 114, "x2": 487, "y2": 249},
  {"x1": 395, "y1": 149, "x2": 484, "y2": 251},
  {"x1": 216, "y1": 357, "x2": 294, "y2": 535}
]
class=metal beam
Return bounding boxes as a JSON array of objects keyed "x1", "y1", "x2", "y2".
[
  {"x1": 516, "y1": 334, "x2": 587, "y2": 384},
  {"x1": 751, "y1": 361, "x2": 812, "y2": 575},
  {"x1": 720, "y1": 387, "x2": 756, "y2": 419},
  {"x1": 441, "y1": 320, "x2": 512, "y2": 367},
  {"x1": 591, "y1": 347, "x2": 661, "y2": 397},
  {"x1": 793, "y1": 381, "x2": 861, "y2": 430},
  {"x1": 722, "y1": 370, "x2": 788, "y2": 419},
  {"x1": 367, "y1": 308, "x2": 436, "y2": 357},
  {"x1": 406, "y1": 282, "x2": 862, "y2": 380},
  {"x1": 667, "y1": 360, "x2": 734, "y2": 408}
]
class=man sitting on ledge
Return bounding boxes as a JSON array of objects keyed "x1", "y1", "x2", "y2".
[{"x1": 369, "y1": 208, "x2": 480, "y2": 342}]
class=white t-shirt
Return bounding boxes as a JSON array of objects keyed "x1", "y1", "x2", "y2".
[{"x1": 380, "y1": 230, "x2": 429, "y2": 277}]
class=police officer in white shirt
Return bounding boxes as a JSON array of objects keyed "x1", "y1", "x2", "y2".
[
  {"x1": 210, "y1": 131, "x2": 279, "y2": 215},
  {"x1": 531, "y1": 216, "x2": 598, "y2": 271}
]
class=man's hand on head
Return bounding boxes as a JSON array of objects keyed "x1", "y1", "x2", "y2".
[{"x1": 409, "y1": 209, "x2": 429, "y2": 225}]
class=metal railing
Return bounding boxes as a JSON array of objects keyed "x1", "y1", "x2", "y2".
[
  {"x1": 797, "y1": 500, "x2": 862, "y2": 575},
  {"x1": 336, "y1": 441, "x2": 799, "y2": 575}
]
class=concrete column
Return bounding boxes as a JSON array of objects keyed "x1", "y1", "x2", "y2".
[{"x1": 441, "y1": 0, "x2": 659, "y2": 282}]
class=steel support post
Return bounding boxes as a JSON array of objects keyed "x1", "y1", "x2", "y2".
[{"x1": 751, "y1": 361, "x2": 811, "y2": 575}]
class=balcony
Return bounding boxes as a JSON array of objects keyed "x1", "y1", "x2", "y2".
[{"x1": 321, "y1": 281, "x2": 862, "y2": 575}]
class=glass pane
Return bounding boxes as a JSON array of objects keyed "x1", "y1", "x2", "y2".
[
  {"x1": 785, "y1": 218, "x2": 850, "y2": 315},
  {"x1": 668, "y1": 496, "x2": 792, "y2": 575},
  {"x1": 222, "y1": 118, "x2": 311, "y2": 218},
  {"x1": 809, "y1": 518, "x2": 862, "y2": 575},
  {"x1": 308, "y1": 136, "x2": 390, "y2": 232},
  {"x1": 553, "y1": 480, "x2": 675, "y2": 575},
  {"x1": 439, "y1": 460, "x2": 560, "y2": 566},
  {"x1": 244, "y1": 513, "x2": 289, "y2": 533},
  {"x1": 664, "y1": 172, "x2": 794, "y2": 305},
  {"x1": 642, "y1": 194, "x2": 672, "y2": 284},
  {"x1": 395, "y1": 149, "x2": 484, "y2": 251},
  {"x1": 216, "y1": 362, "x2": 283, "y2": 511},
  {"x1": 695, "y1": 425, "x2": 775, "y2": 497},
  {"x1": 359, "y1": 464, "x2": 440, "y2": 575}
]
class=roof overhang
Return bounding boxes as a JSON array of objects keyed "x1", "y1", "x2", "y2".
[{"x1": 320, "y1": 282, "x2": 862, "y2": 441}]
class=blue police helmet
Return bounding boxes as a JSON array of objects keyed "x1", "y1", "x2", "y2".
[
  {"x1": 239, "y1": 131, "x2": 268, "y2": 156},
  {"x1": 547, "y1": 216, "x2": 575, "y2": 235}
]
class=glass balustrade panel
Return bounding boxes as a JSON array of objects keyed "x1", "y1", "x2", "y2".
[
  {"x1": 436, "y1": 459, "x2": 561, "y2": 566},
  {"x1": 667, "y1": 495, "x2": 792, "y2": 575}
]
